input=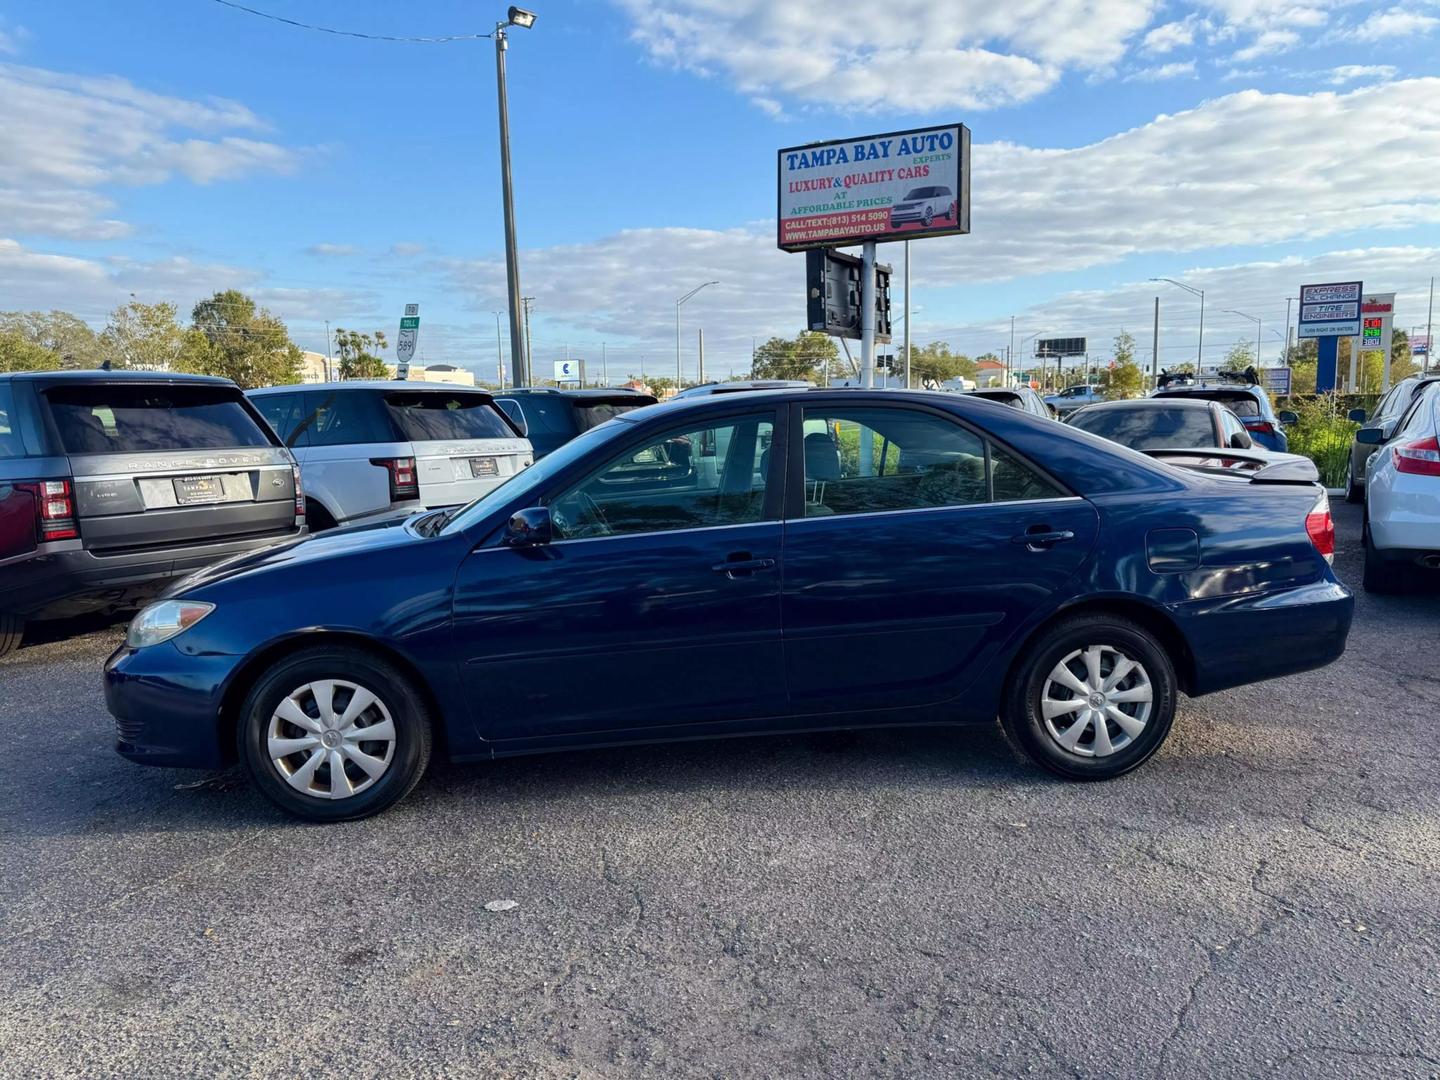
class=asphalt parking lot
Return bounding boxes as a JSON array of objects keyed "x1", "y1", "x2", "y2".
[{"x1": 0, "y1": 501, "x2": 1436, "y2": 1079}]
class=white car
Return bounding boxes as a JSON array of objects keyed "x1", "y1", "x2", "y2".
[
  {"x1": 888, "y1": 185, "x2": 955, "y2": 228},
  {"x1": 249, "y1": 383, "x2": 533, "y2": 530},
  {"x1": 1361, "y1": 379, "x2": 1440, "y2": 592}
]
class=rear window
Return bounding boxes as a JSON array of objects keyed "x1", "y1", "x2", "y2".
[
  {"x1": 1069, "y1": 406, "x2": 1217, "y2": 450},
  {"x1": 45, "y1": 384, "x2": 271, "y2": 454},
  {"x1": 573, "y1": 401, "x2": 645, "y2": 432},
  {"x1": 1162, "y1": 390, "x2": 1261, "y2": 417},
  {"x1": 0, "y1": 383, "x2": 21, "y2": 459},
  {"x1": 384, "y1": 393, "x2": 513, "y2": 441}
]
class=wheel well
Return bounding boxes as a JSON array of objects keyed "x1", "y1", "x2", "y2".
[
  {"x1": 304, "y1": 497, "x2": 338, "y2": 531},
  {"x1": 1001, "y1": 599, "x2": 1196, "y2": 698},
  {"x1": 217, "y1": 632, "x2": 449, "y2": 765}
]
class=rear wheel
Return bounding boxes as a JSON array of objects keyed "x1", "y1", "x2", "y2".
[
  {"x1": 1344, "y1": 466, "x2": 1363, "y2": 504},
  {"x1": 1362, "y1": 522, "x2": 1405, "y2": 593},
  {"x1": 1001, "y1": 615, "x2": 1177, "y2": 780},
  {"x1": 0, "y1": 614, "x2": 23, "y2": 658},
  {"x1": 238, "y1": 646, "x2": 432, "y2": 822}
]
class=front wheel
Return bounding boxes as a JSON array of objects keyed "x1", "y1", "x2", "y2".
[
  {"x1": 1001, "y1": 615, "x2": 1177, "y2": 780},
  {"x1": 1344, "y1": 467, "x2": 1363, "y2": 504},
  {"x1": 0, "y1": 613, "x2": 23, "y2": 658},
  {"x1": 238, "y1": 646, "x2": 432, "y2": 821}
]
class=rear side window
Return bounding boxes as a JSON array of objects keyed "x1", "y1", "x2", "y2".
[
  {"x1": 253, "y1": 392, "x2": 308, "y2": 447},
  {"x1": 1069, "y1": 406, "x2": 1216, "y2": 449},
  {"x1": 384, "y1": 393, "x2": 513, "y2": 441},
  {"x1": 0, "y1": 383, "x2": 22, "y2": 459},
  {"x1": 304, "y1": 391, "x2": 395, "y2": 447},
  {"x1": 45, "y1": 384, "x2": 271, "y2": 454}
]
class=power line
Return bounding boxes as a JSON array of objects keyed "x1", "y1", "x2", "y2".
[{"x1": 207, "y1": 0, "x2": 492, "y2": 43}]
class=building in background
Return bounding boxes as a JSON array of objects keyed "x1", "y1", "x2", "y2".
[
  {"x1": 382, "y1": 363, "x2": 476, "y2": 386},
  {"x1": 298, "y1": 351, "x2": 329, "y2": 383}
]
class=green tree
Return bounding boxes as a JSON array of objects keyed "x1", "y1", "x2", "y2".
[
  {"x1": 0, "y1": 310, "x2": 104, "y2": 368},
  {"x1": 100, "y1": 300, "x2": 188, "y2": 370},
  {"x1": 751, "y1": 332, "x2": 838, "y2": 381},
  {"x1": 1099, "y1": 331, "x2": 1144, "y2": 399},
  {"x1": 910, "y1": 341, "x2": 974, "y2": 387},
  {"x1": 1221, "y1": 338, "x2": 1256, "y2": 374},
  {"x1": 646, "y1": 376, "x2": 677, "y2": 398},
  {"x1": 182, "y1": 290, "x2": 303, "y2": 389},
  {"x1": 0, "y1": 330, "x2": 61, "y2": 372},
  {"x1": 333, "y1": 328, "x2": 390, "y2": 380}
]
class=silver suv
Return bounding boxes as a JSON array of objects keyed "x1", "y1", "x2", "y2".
[{"x1": 248, "y1": 382, "x2": 532, "y2": 530}]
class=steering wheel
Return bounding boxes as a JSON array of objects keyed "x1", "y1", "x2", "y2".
[{"x1": 552, "y1": 491, "x2": 612, "y2": 539}]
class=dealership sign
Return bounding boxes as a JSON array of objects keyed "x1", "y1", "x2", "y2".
[
  {"x1": 1297, "y1": 280, "x2": 1362, "y2": 338},
  {"x1": 777, "y1": 124, "x2": 970, "y2": 251}
]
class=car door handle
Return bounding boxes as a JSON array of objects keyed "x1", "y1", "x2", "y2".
[
  {"x1": 711, "y1": 556, "x2": 776, "y2": 576},
  {"x1": 1012, "y1": 528, "x2": 1075, "y2": 550}
]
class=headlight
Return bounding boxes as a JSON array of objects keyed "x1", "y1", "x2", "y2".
[{"x1": 126, "y1": 600, "x2": 215, "y2": 649}]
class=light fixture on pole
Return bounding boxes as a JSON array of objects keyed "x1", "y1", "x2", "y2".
[
  {"x1": 675, "y1": 281, "x2": 719, "y2": 388},
  {"x1": 1151, "y1": 277, "x2": 1205, "y2": 367},
  {"x1": 1224, "y1": 309, "x2": 1262, "y2": 369},
  {"x1": 495, "y1": 7, "x2": 537, "y2": 387},
  {"x1": 1020, "y1": 329, "x2": 1049, "y2": 388}
]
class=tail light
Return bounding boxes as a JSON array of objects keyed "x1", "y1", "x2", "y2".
[
  {"x1": 1243, "y1": 420, "x2": 1277, "y2": 436},
  {"x1": 292, "y1": 464, "x2": 305, "y2": 524},
  {"x1": 16, "y1": 479, "x2": 79, "y2": 542},
  {"x1": 1305, "y1": 489, "x2": 1335, "y2": 564},
  {"x1": 371, "y1": 457, "x2": 418, "y2": 501},
  {"x1": 1392, "y1": 436, "x2": 1440, "y2": 476}
]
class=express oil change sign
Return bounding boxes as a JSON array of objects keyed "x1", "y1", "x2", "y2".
[{"x1": 777, "y1": 124, "x2": 970, "y2": 252}]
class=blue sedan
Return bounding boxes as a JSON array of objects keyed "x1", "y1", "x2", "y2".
[{"x1": 105, "y1": 389, "x2": 1353, "y2": 821}]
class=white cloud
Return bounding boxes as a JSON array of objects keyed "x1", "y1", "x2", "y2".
[
  {"x1": 389, "y1": 242, "x2": 426, "y2": 257},
  {"x1": 1125, "y1": 60, "x2": 1198, "y2": 80},
  {"x1": 1328, "y1": 64, "x2": 1398, "y2": 84},
  {"x1": 0, "y1": 62, "x2": 305, "y2": 240},
  {"x1": 616, "y1": 0, "x2": 1159, "y2": 111},
  {"x1": 1232, "y1": 27, "x2": 1299, "y2": 59},
  {"x1": 306, "y1": 243, "x2": 358, "y2": 258},
  {"x1": 1355, "y1": 7, "x2": 1440, "y2": 40},
  {"x1": 1142, "y1": 17, "x2": 1198, "y2": 52}
]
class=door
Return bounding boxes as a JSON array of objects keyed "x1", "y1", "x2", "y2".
[
  {"x1": 781, "y1": 402, "x2": 1099, "y2": 716},
  {"x1": 452, "y1": 408, "x2": 787, "y2": 745}
]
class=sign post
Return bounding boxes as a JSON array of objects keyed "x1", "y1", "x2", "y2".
[
  {"x1": 1297, "y1": 282, "x2": 1361, "y2": 394},
  {"x1": 395, "y1": 303, "x2": 420, "y2": 380}
]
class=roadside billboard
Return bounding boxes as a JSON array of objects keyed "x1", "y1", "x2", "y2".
[
  {"x1": 777, "y1": 124, "x2": 970, "y2": 252},
  {"x1": 1297, "y1": 281, "x2": 1362, "y2": 338}
]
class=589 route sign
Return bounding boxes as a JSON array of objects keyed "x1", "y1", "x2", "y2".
[{"x1": 395, "y1": 303, "x2": 420, "y2": 379}]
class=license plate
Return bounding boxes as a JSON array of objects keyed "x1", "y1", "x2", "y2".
[
  {"x1": 469, "y1": 457, "x2": 498, "y2": 478},
  {"x1": 173, "y1": 475, "x2": 226, "y2": 505}
]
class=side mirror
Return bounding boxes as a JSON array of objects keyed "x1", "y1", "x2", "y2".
[
  {"x1": 1355, "y1": 427, "x2": 1385, "y2": 446},
  {"x1": 1228, "y1": 432, "x2": 1250, "y2": 449},
  {"x1": 1346, "y1": 408, "x2": 1366, "y2": 423},
  {"x1": 1278, "y1": 410, "x2": 1299, "y2": 426},
  {"x1": 503, "y1": 506, "x2": 552, "y2": 545}
]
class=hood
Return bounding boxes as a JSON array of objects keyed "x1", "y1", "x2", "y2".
[{"x1": 164, "y1": 512, "x2": 423, "y2": 597}]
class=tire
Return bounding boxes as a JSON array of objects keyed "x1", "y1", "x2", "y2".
[
  {"x1": 1361, "y1": 522, "x2": 1405, "y2": 594},
  {"x1": 922, "y1": 206, "x2": 934, "y2": 226},
  {"x1": 1000, "y1": 614, "x2": 1177, "y2": 781},
  {"x1": 237, "y1": 646, "x2": 433, "y2": 822},
  {"x1": 0, "y1": 613, "x2": 23, "y2": 659},
  {"x1": 1344, "y1": 466, "x2": 1363, "y2": 504}
]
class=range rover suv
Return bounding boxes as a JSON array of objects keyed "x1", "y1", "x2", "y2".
[{"x1": 0, "y1": 371, "x2": 304, "y2": 656}]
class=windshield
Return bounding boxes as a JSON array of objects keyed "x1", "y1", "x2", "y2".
[
  {"x1": 384, "y1": 392, "x2": 513, "y2": 441},
  {"x1": 45, "y1": 384, "x2": 272, "y2": 454},
  {"x1": 1069, "y1": 406, "x2": 1217, "y2": 450},
  {"x1": 440, "y1": 421, "x2": 623, "y2": 535}
]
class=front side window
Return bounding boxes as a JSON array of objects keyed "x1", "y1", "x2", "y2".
[
  {"x1": 45, "y1": 385, "x2": 272, "y2": 453},
  {"x1": 801, "y1": 406, "x2": 1063, "y2": 517},
  {"x1": 549, "y1": 415, "x2": 773, "y2": 539}
]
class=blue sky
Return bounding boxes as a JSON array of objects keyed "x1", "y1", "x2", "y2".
[{"x1": 2, "y1": 0, "x2": 1438, "y2": 381}]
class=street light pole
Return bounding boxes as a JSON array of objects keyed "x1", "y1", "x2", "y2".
[
  {"x1": 493, "y1": 310, "x2": 505, "y2": 388},
  {"x1": 494, "y1": 8, "x2": 537, "y2": 387},
  {"x1": 1224, "y1": 309, "x2": 1262, "y2": 369},
  {"x1": 675, "y1": 281, "x2": 719, "y2": 388},
  {"x1": 1152, "y1": 277, "x2": 1205, "y2": 367}
]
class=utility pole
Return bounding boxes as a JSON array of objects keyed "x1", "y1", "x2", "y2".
[
  {"x1": 1008, "y1": 315, "x2": 1015, "y2": 386},
  {"x1": 1427, "y1": 276, "x2": 1435, "y2": 374},
  {"x1": 1283, "y1": 297, "x2": 1293, "y2": 367},
  {"x1": 697, "y1": 328, "x2": 705, "y2": 384},
  {"x1": 324, "y1": 319, "x2": 333, "y2": 382},
  {"x1": 493, "y1": 310, "x2": 505, "y2": 388},
  {"x1": 493, "y1": 12, "x2": 536, "y2": 387},
  {"x1": 601, "y1": 342, "x2": 607, "y2": 386},
  {"x1": 903, "y1": 241, "x2": 912, "y2": 390},
  {"x1": 1151, "y1": 296, "x2": 1160, "y2": 386},
  {"x1": 521, "y1": 297, "x2": 535, "y2": 383}
]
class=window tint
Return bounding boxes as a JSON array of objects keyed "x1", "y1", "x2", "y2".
[
  {"x1": 1069, "y1": 405, "x2": 1219, "y2": 450},
  {"x1": 253, "y1": 393, "x2": 307, "y2": 447},
  {"x1": 494, "y1": 395, "x2": 576, "y2": 438},
  {"x1": 495, "y1": 399, "x2": 525, "y2": 428},
  {"x1": 1218, "y1": 408, "x2": 1247, "y2": 444},
  {"x1": 573, "y1": 400, "x2": 645, "y2": 432},
  {"x1": 304, "y1": 391, "x2": 395, "y2": 447},
  {"x1": 802, "y1": 407, "x2": 986, "y2": 516},
  {"x1": 1397, "y1": 384, "x2": 1438, "y2": 438},
  {"x1": 0, "y1": 383, "x2": 21, "y2": 459},
  {"x1": 45, "y1": 384, "x2": 271, "y2": 454},
  {"x1": 384, "y1": 393, "x2": 513, "y2": 441},
  {"x1": 992, "y1": 444, "x2": 1066, "y2": 502},
  {"x1": 550, "y1": 415, "x2": 773, "y2": 539},
  {"x1": 1372, "y1": 385, "x2": 1401, "y2": 421}
]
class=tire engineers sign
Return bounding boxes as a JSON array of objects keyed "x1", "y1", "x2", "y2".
[
  {"x1": 396, "y1": 303, "x2": 420, "y2": 379},
  {"x1": 777, "y1": 124, "x2": 970, "y2": 252},
  {"x1": 1297, "y1": 281, "x2": 1361, "y2": 338}
]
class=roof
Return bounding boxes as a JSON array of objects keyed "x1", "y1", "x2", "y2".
[
  {"x1": 975, "y1": 359, "x2": 1006, "y2": 369},
  {"x1": 0, "y1": 369, "x2": 233, "y2": 386},
  {"x1": 249, "y1": 380, "x2": 493, "y2": 396},
  {"x1": 1075, "y1": 397, "x2": 1213, "y2": 412},
  {"x1": 495, "y1": 386, "x2": 653, "y2": 400}
]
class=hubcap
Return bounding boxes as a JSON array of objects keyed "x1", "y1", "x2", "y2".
[
  {"x1": 266, "y1": 680, "x2": 396, "y2": 800},
  {"x1": 1040, "y1": 645, "x2": 1153, "y2": 758}
]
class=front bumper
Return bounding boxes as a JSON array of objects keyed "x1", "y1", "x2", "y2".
[
  {"x1": 105, "y1": 642, "x2": 242, "y2": 769},
  {"x1": 0, "y1": 529, "x2": 302, "y2": 622},
  {"x1": 1174, "y1": 579, "x2": 1354, "y2": 696}
]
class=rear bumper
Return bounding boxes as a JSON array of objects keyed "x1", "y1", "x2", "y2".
[
  {"x1": 0, "y1": 528, "x2": 303, "y2": 621},
  {"x1": 105, "y1": 642, "x2": 239, "y2": 769},
  {"x1": 1174, "y1": 579, "x2": 1354, "y2": 696}
]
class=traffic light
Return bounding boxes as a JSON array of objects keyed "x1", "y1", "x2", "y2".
[{"x1": 807, "y1": 248, "x2": 892, "y2": 343}]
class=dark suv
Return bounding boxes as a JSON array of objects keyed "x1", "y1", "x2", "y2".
[
  {"x1": 492, "y1": 387, "x2": 656, "y2": 459},
  {"x1": 0, "y1": 371, "x2": 304, "y2": 655}
]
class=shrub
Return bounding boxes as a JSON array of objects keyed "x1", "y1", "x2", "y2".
[{"x1": 1283, "y1": 395, "x2": 1358, "y2": 488}]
